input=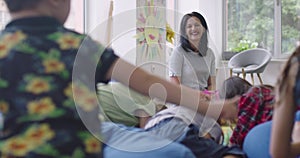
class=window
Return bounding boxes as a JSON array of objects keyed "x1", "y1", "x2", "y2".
[
  {"x1": 280, "y1": 0, "x2": 300, "y2": 55},
  {"x1": 0, "y1": 0, "x2": 10, "y2": 30},
  {"x1": 224, "y1": 0, "x2": 300, "y2": 57}
]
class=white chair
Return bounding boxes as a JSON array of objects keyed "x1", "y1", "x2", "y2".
[{"x1": 228, "y1": 48, "x2": 272, "y2": 85}]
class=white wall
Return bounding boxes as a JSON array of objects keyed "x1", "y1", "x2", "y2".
[
  {"x1": 85, "y1": 0, "x2": 136, "y2": 64},
  {"x1": 111, "y1": 0, "x2": 136, "y2": 64},
  {"x1": 86, "y1": 0, "x2": 285, "y2": 87}
]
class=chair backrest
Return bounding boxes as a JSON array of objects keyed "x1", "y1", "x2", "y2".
[{"x1": 228, "y1": 48, "x2": 272, "y2": 73}]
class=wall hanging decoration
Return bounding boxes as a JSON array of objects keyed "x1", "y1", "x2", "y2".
[{"x1": 136, "y1": 0, "x2": 167, "y2": 61}]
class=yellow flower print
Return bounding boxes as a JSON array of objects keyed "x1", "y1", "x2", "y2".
[
  {"x1": 1, "y1": 137, "x2": 34, "y2": 157},
  {"x1": 0, "y1": 42, "x2": 9, "y2": 59},
  {"x1": 65, "y1": 83, "x2": 98, "y2": 111},
  {"x1": 24, "y1": 124, "x2": 55, "y2": 145},
  {"x1": 84, "y1": 136, "x2": 101, "y2": 154},
  {"x1": 26, "y1": 77, "x2": 50, "y2": 94},
  {"x1": 57, "y1": 34, "x2": 81, "y2": 50},
  {"x1": 73, "y1": 84, "x2": 89, "y2": 96},
  {"x1": 0, "y1": 31, "x2": 26, "y2": 59},
  {"x1": 64, "y1": 83, "x2": 73, "y2": 98},
  {"x1": 64, "y1": 83, "x2": 87, "y2": 99},
  {"x1": 166, "y1": 24, "x2": 175, "y2": 44},
  {"x1": 27, "y1": 97, "x2": 56, "y2": 115},
  {"x1": 77, "y1": 94, "x2": 98, "y2": 112},
  {"x1": 4, "y1": 31, "x2": 26, "y2": 43},
  {"x1": 43, "y1": 58, "x2": 65, "y2": 73},
  {"x1": 0, "y1": 100, "x2": 9, "y2": 114}
]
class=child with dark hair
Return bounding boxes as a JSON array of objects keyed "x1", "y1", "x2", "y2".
[
  {"x1": 218, "y1": 76, "x2": 275, "y2": 148},
  {"x1": 230, "y1": 85, "x2": 275, "y2": 147},
  {"x1": 144, "y1": 76, "x2": 250, "y2": 158},
  {"x1": 218, "y1": 76, "x2": 252, "y2": 144},
  {"x1": 219, "y1": 76, "x2": 252, "y2": 99}
]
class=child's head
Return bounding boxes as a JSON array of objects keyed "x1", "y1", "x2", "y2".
[
  {"x1": 219, "y1": 76, "x2": 252, "y2": 99},
  {"x1": 4, "y1": 0, "x2": 41, "y2": 12}
]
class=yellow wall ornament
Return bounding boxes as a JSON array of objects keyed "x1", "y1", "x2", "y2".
[{"x1": 166, "y1": 23, "x2": 175, "y2": 44}]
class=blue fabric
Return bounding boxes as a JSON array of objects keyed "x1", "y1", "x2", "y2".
[
  {"x1": 244, "y1": 112, "x2": 300, "y2": 158},
  {"x1": 180, "y1": 124, "x2": 246, "y2": 158},
  {"x1": 243, "y1": 121, "x2": 272, "y2": 158},
  {"x1": 102, "y1": 122, "x2": 196, "y2": 158},
  {"x1": 146, "y1": 118, "x2": 246, "y2": 158},
  {"x1": 295, "y1": 110, "x2": 300, "y2": 121},
  {"x1": 145, "y1": 117, "x2": 189, "y2": 141},
  {"x1": 294, "y1": 61, "x2": 300, "y2": 108},
  {"x1": 104, "y1": 144, "x2": 195, "y2": 158}
]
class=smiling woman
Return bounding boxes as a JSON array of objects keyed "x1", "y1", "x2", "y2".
[{"x1": 169, "y1": 11, "x2": 216, "y2": 91}]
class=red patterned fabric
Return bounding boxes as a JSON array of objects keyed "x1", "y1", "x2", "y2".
[{"x1": 229, "y1": 86, "x2": 275, "y2": 147}]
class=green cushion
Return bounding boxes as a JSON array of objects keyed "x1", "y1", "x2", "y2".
[{"x1": 97, "y1": 82, "x2": 156, "y2": 126}]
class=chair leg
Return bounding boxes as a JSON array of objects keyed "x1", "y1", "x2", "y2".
[
  {"x1": 250, "y1": 73, "x2": 254, "y2": 85},
  {"x1": 237, "y1": 73, "x2": 240, "y2": 77},
  {"x1": 242, "y1": 68, "x2": 246, "y2": 79},
  {"x1": 257, "y1": 73, "x2": 263, "y2": 84},
  {"x1": 230, "y1": 68, "x2": 232, "y2": 77}
]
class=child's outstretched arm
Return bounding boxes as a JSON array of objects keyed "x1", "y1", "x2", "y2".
[{"x1": 105, "y1": 58, "x2": 238, "y2": 120}]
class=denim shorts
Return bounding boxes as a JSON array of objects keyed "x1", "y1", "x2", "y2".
[{"x1": 146, "y1": 117, "x2": 246, "y2": 158}]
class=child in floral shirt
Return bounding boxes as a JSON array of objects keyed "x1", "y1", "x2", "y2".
[{"x1": 0, "y1": 0, "x2": 241, "y2": 157}]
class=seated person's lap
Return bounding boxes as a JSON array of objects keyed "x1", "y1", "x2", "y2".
[{"x1": 102, "y1": 122, "x2": 196, "y2": 158}]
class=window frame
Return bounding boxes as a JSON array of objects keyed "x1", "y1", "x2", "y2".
[{"x1": 222, "y1": 0, "x2": 298, "y2": 59}]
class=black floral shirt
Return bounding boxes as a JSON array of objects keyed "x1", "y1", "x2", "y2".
[{"x1": 0, "y1": 16, "x2": 118, "y2": 157}]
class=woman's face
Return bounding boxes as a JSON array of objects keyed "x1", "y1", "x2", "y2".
[{"x1": 185, "y1": 16, "x2": 205, "y2": 43}]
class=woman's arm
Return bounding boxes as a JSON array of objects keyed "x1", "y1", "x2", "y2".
[
  {"x1": 105, "y1": 58, "x2": 239, "y2": 120},
  {"x1": 208, "y1": 49, "x2": 216, "y2": 91},
  {"x1": 270, "y1": 61, "x2": 299, "y2": 158},
  {"x1": 270, "y1": 99, "x2": 295, "y2": 158},
  {"x1": 207, "y1": 76, "x2": 216, "y2": 91},
  {"x1": 169, "y1": 47, "x2": 183, "y2": 85}
]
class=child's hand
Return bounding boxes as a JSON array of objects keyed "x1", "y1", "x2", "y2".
[
  {"x1": 200, "y1": 91, "x2": 212, "y2": 101},
  {"x1": 219, "y1": 96, "x2": 240, "y2": 120},
  {"x1": 201, "y1": 90, "x2": 219, "y2": 101}
]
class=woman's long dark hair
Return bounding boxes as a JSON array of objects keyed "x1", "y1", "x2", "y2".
[{"x1": 179, "y1": 12, "x2": 209, "y2": 56}]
